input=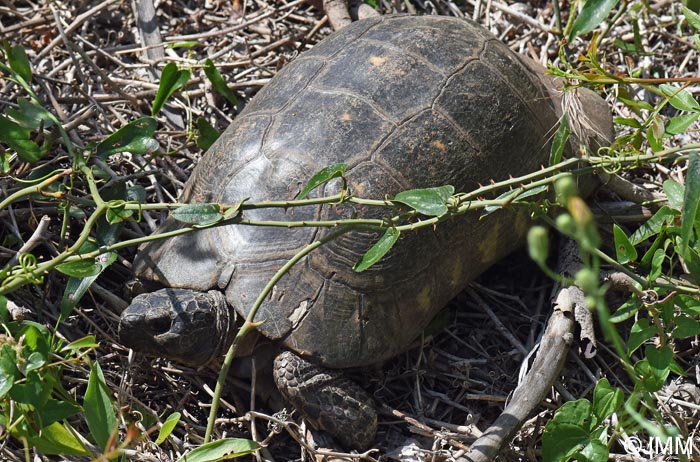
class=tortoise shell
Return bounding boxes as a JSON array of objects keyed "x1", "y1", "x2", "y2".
[{"x1": 134, "y1": 15, "x2": 583, "y2": 367}]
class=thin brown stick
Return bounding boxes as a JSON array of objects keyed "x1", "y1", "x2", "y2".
[
  {"x1": 37, "y1": 0, "x2": 120, "y2": 59},
  {"x1": 458, "y1": 240, "x2": 582, "y2": 462}
]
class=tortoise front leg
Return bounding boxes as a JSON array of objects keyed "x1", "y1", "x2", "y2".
[{"x1": 273, "y1": 350, "x2": 378, "y2": 450}]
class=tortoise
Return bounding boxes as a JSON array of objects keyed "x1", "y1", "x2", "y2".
[{"x1": 118, "y1": 14, "x2": 613, "y2": 450}]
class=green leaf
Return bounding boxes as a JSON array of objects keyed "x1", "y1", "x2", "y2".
[
  {"x1": 613, "y1": 116, "x2": 642, "y2": 129},
  {"x1": 0, "y1": 114, "x2": 41, "y2": 162},
  {"x1": 672, "y1": 315, "x2": 700, "y2": 338},
  {"x1": 515, "y1": 184, "x2": 550, "y2": 201},
  {"x1": 683, "y1": 5, "x2": 700, "y2": 30},
  {"x1": 659, "y1": 298, "x2": 675, "y2": 326},
  {"x1": 0, "y1": 295, "x2": 8, "y2": 324},
  {"x1": 634, "y1": 358, "x2": 665, "y2": 392},
  {"x1": 628, "y1": 318, "x2": 656, "y2": 354},
  {"x1": 683, "y1": 240, "x2": 700, "y2": 279},
  {"x1": 156, "y1": 412, "x2": 181, "y2": 445},
  {"x1": 353, "y1": 228, "x2": 400, "y2": 273},
  {"x1": 685, "y1": 0, "x2": 700, "y2": 13},
  {"x1": 0, "y1": 345, "x2": 19, "y2": 398},
  {"x1": 542, "y1": 423, "x2": 590, "y2": 462},
  {"x1": 16, "y1": 319, "x2": 51, "y2": 337},
  {"x1": 612, "y1": 224, "x2": 637, "y2": 264},
  {"x1": 25, "y1": 422, "x2": 90, "y2": 456},
  {"x1": 175, "y1": 438, "x2": 259, "y2": 462},
  {"x1": 61, "y1": 249, "x2": 117, "y2": 319},
  {"x1": 84, "y1": 361, "x2": 116, "y2": 452},
  {"x1": 629, "y1": 206, "x2": 677, "y2": 245},
  {"x1": 105, "y1": 201, "x2": 134, "y2": 224},
  {"x1": 639, "y1": 233, "x2": 665, "y2": 269},
  {"x1": 659, "y1": 84, "x2": 700, "y2": 112},
  {"x1": 204, "y1": 59, "x2": 239, "y2": 106},
  {"x1": 62, "y1": 249, "x2": 117, "y2": 280},
  {"x1": 222, "y1": 199, "x2": 245, "y2": 220},
  {"x1": 95, "y1": 117, "x2": 158, "y2": 158},
  {"x1": 127, "y1": 184, "x2": 147, "y2": 203},
  {"x1": 666, "y1": 113, "x2": 700, "y2": 136},
  {"x1": 663, "y1": 179, "x2": 684, "y2": 210},
  {"x1": 296, "y1": 163, "x2": 347, "y2": 199},
  {"x1": 196, "y1": 117, "x2": 220, "y2": 151},
  {"x1": 482, "y1": 185, "x2": 548, "y2": 216},
  {"x1": 60, "y1": 336, "x2": 99, "y2": 356},
  {"x1": 393, "y1": 185, "x2": 454, "y2": 216},
  {"x1": 550, "y1": 113, "x2": 570, "y2": 165},
  {"x1": 578, "y1": 438, "x2": 609, "y2": 462},
  {"x1": 10, "y1": 371, "x2": 47, "y2": 405},
  {"x1": 547, "y1": 399, "x2": 593, "y2": 428},
  {"x1": 56, "y1": 259, "x2": 102, "y2": 278},
  {"x1": 651, "y1": 115, "x2": 665, "y2": 140},
  {"x1": 38, "y1": 399, "x2": 82, "y2": 427},
  {"x1": 9, "y1": 44, "x2": 32, "y2": 83},
  {"x1": 152, "y1": 62, "x2": 191, "y2": 116},
  {"x1": 610, "y1": 298, "x2": 641, "y2": 323},
  {"x1": 646, "y1": 117, "x2": 664, "y2": 152},
  {"x1": 171, "y1": 203, "x2": 224, "y2": 226},
  {"x1": 166, "y1": 41, "x2": 199, "y2": 49},
  {"x1": 20, "y1": 323, "x2": 50, "y2": 357},
  {"x1": 105, "y1": 207, "x2": 133, "y2": 224},
  {"x1": 618, "y1": 95, "x2": 654, "y2": 112},
  {"x1": 677, "y1": 294, "x2": 700, "y2": 315},
  {"x1": 25, "y1": 351, "x2": 47, "y2": 373},
  {"x1": 681, "y1": 152, "x2": 700, "y2": 258},
  {"x1": 592, "y1": 378, "x2": 623, "y2": 422},
  {"x1": 569, "y1": 0, "x2": 620, "y2": 40},
  {"x1": 649, "y1": 247, "x2": 666, "y2": 281},
  {"x1": 5, "y1": 98, "x2": 55, "y2": 130},
  {"x1": 645, "y1": 345, "x2": 672, "y2": 382},
  {"x1": 97, "y1": 218, "x2": 123, "y2": 247}
]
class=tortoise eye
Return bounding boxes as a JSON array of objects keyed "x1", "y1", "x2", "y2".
[{"x1": 146, "y1": 315, "x2": 172, "y2": 335}]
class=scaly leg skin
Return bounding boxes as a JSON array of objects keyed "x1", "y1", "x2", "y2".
[{"x1": 273, "y1": 350, "x2": 378, "y2": 450}]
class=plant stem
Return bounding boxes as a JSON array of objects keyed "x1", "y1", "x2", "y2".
[
  {"x1": 203, "y1": 226, "x2": 350, "y2": 443},
  {"x1": 0, "y1": 169, "x2": 72, "y2": 212},
  {"x1": 81, "y1": 165, "x2": 106, "y2": 207}
]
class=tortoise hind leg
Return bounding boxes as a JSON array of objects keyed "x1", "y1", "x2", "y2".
[{"x1": 273, "y1": 350, "x2": 378, "y2": 450}]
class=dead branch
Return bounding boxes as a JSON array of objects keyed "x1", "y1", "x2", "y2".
[{"x1": 457, "y1": 239, "x2": 583, "y2": 461}]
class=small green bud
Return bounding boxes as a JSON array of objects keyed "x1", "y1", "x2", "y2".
[
  {"x1": 527, "y1": 226, "x2": 549, "y2": 265},
  {"x1": 555, "y1": 175, "x2": 578, "y2": 205},
  {"x1": 555, "y1": 213, "x2": 576, "y2": 236},
  {"x1": 575, "y1": 268, "x2": 599, "y2": 294},
  {"x1": 584, "y1": 295, "x2": 597, "y2": 311},
  {"x1": 568, "y1": 197, "x2": 601, "y2": 249}
]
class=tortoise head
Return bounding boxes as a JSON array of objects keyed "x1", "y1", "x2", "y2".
[{"x1": 118, "y1": 288, "x2": 234, "y2": 366}]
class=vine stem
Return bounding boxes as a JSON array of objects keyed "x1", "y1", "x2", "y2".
[
  {"x1": 4, "y1": 148, "x2": 699, "y2": 294},
  {"x1": 203, "y1": 226, "x2": 350, "y2": 443},
  {"x1": 81, "y1": 165, "x2": 105, "y2": 207},
  {"x1": 0, "y1": 183, "x2": 552, "y2": 294},
  {"x1": 0, "y1": 169, "x2": 72, "y2": 212},
  {"x1": 0, "y1": 202, "x2": 108, "y2": 291},
  {"x1": 0, "y1": 193, "x2": 535, "y2": 290}
]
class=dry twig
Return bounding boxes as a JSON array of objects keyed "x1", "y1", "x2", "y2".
[{"x1": 459, "y1": 240, "x2": 582, "y2": 461}]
